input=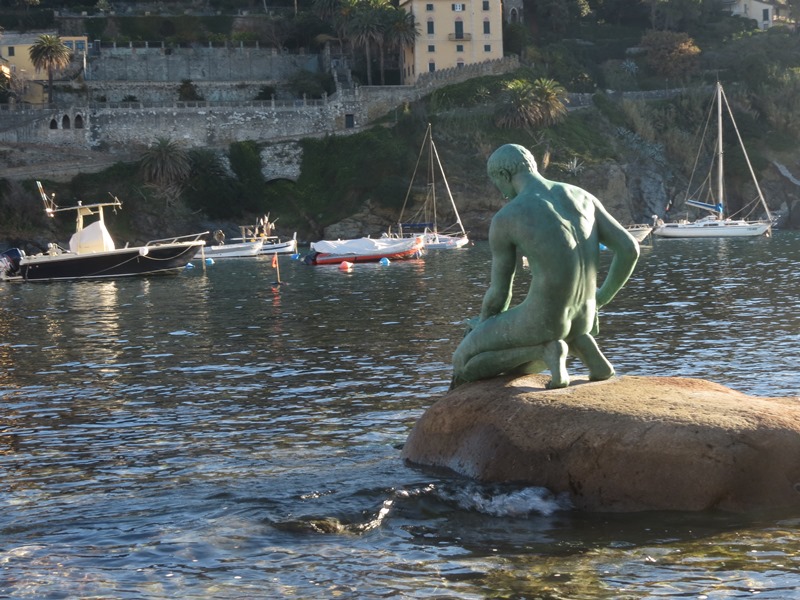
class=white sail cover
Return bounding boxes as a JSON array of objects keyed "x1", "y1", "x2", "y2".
[{"x1": 311, "y1": 237, "x2": 419, "y2": 255}]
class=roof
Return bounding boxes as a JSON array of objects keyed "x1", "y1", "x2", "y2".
[{"x1": 0, "y1": 31, "x2": 59, "y2": 46}]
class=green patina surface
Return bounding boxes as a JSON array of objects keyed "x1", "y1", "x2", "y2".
[{"x1": 451, "y1": 144, "x2": 640, "y2": 389}]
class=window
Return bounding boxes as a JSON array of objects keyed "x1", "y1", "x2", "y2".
[
  {"x1": 483, "y1": 19, "x2": 490, "y2": 34},
  {"x1": 345, "y1": 114, "x2": 355, "y2": 128},
  {"x1": 426, "y1": 2, "x2": 433, "y2": 9},
  {"x1": 482, "y1": 0, "x2": 489, "y2": 9},
  {"x1": 428, "y1": 44, "x2": 435, "y2": 52},
  {"x1": 7, "y1": 47, "x2": 14, "y2": 57},
  {"x1": 427, "y1": 20, "x2": 434, "y2": 34},
  {"x1": 455, "y1": 20, "x2": 464, "y2": 39},
  {"x1": 76, "y1": 41, "x2": 86, "y2": 52},
  {"x1": 428, "y1": 61, "x2": 436, "y2": 72},
  {"x1": 452, "y1": 3, "x2": 465, "y2": 10},
  {"x1": 456, "y1": 44, "x2": 463, "y2": 52},
  {"x1": 457, "y1": 60, "x2": 464, "y2": 68},
  {"x1": 64, "y1": 41, "x2": 74, "y2": 50},
  {"x1": 484, "y1": 44, "x2": 491, "y2": 52}
]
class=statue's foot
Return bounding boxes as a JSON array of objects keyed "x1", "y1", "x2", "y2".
[
  {"x1": 589, "y1": 364, "x2": 615, "y2": 381},
  {"x1": 545, "y1": 340, "x2": 570, "y2": 389},
  {"x1": 572, "y1": 334, "x2": 615, "y2": 381}
]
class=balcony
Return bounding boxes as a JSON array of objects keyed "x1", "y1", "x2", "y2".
[{"x1": 447, "y1": 33, "x2": 472, "y2": 41}]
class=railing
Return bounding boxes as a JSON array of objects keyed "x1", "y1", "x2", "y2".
[
  {"x1": 146, "y1": 232, "x2": 209, "y2": 246},
  {"x1": 447, "y1": 33, "x2": 472, "y2": 41},
  {"x1": 0, "y1": 98, "x2": 328, "y2": 112}
]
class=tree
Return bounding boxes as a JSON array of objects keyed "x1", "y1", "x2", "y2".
[
  {"x1": 28, "y1": 34, "x2": 72, "y2": 105},
  {"x1": 385, "y1": 8, "x2": 418, "y2": 84},
  {"x1": 640, "y1": 29, "x2": 700, "y2": 79},
  {"x1": 139, "y1": 137, "x2": 191, "y2": 207},
  {"x1": 495, "y1": 78, "x2": 569, "y2": 131},
  {"x1": 348, "y1": 0, "x2": 386, "y2": 86}
]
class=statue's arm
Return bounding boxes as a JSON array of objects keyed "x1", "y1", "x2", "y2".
[
  {"x1": 480, "y1": 219, "x2": 516, "y2": 320},
  {"x1": 595, "y1": 201, "x2": 640, "y2": 308}
]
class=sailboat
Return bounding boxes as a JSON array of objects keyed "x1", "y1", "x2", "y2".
[
  {"x1": 652, "y1": 82, "x2": 772, "y2": 238},
  {"x1": 388, "y1": 123, "x2": 469, "y2": 250}
]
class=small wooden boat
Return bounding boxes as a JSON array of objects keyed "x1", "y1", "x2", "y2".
[
  {"x1": 203, "y1": 230, "x2": 264, "y2": 259},
  {"x1": 303, "y1": 236, "x2": 425, "y2": 265},
  {"x1": 626, "y1": 223, "x2": 654, "y2": 243},
  {"x1": 230, "y1": 215, "x2": 298, "y2": 255}
]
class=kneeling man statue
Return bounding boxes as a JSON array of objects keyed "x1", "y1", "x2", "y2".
[{"x1": 451, "y1": 144, "x2": 640, "y2": 389}]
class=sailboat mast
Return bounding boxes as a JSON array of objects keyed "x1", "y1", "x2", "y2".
[
  {"x1": 429, "y1": 137, "x2": 465, "y2": 235},
  {"x1": 716, "y1": 81, "x2": 724, "y2": 218},
  {"x1": 428, "y1": 126, "x2": 438, "y2": 234}
]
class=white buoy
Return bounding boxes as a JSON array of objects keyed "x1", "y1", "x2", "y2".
[{"x1": 185, "y1": 263, "x2": 195, "y2": 269}]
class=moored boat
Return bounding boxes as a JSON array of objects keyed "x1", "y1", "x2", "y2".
[
  {"x1": 1, "y1": 182, "x2": 207, "y2": 282},
  {"x1": 303, "y1": 236, "x2": 425, "y2": 265},
  {"x1": 652, "y1": 82, "x2": 772, "y2": 239},
  {"x1": 203, "y1": 230, "x2": 264, "y2": 259},
  {"x1": 626, "y1": 222, "x2": 654, "y2": 243},
  {"x1": 230, "y1": 215, "x2": 298, "y2": 255},
  {"x1": 388, "y1": 123, "x2": 469, "y2": 250}
]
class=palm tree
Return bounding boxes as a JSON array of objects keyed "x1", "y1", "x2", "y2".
[
  {"x1": 140, "y1": 137, "x2": 191, "y2": 207},
  {"x1": 495, "y1": 78, "x2": 569, "y2": 131},
  {"x1": 28, "y1": 34, "x2": 72, "y2": 104},
  {"x1": 386, "y1": 9, "x2": 418, "y2": 84},
  {"x1": 530, "y1": 78, "x2": 569, "y2": 126},
  {"x1": 348, "y1": 1, "x2": 385, "y2": 85}
]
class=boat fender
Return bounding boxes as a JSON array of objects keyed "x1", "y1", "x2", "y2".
[
  {"x1": 205, "y1": 258, "x2": 214, "y2": 266},
  {"x1": 379, "y1": 257, "x2": 390, "y2": 266},
  {"x1": 291, "y1": 253, "x2": 301, "y2": 260},
  {"x1": 339, "y1": 261, "x2": 353, "y2": 271},
  {"x1": 139, "y1": 247, "x2": 149, "y2": 257}
]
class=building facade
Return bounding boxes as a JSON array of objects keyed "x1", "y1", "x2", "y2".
[
  {"x1": 399, "y1": 0, "x2": 504, "y2": 84},
  {"x1": 0, "y1": 31, "x2": 89, "y2": 103},
  {"x1": 724, "y1": 0, "x2": 784, "y2": 29}
]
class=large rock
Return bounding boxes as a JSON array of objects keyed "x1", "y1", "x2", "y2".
[{"x1": 402, "y1": 375, "x2": 800, "y2": 512}]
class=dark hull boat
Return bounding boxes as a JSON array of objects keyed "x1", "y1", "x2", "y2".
[
  {"x1": 2, "y1": 241, "x2": 204, "y2": 282},
  {"x1": 1, "y1": 182, "x2": 206, "y2": 282}
]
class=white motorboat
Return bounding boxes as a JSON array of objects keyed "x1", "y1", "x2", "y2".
[{"x1": 1, "y1": 182, "x2": 206, "y2": 282}]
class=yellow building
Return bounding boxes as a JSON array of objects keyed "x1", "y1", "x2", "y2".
[
  {"x1": 0, "y1": 31, "x2": 88, "y2": 103},
  {"x1": 399, "y1": 0, "x2": 504, "y2": 84}
]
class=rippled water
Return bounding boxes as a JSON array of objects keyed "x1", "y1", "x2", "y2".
[{"x1": 1, "y1": 233, "x2": 798, "y2": 598}]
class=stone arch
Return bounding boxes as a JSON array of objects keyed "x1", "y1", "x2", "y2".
[
  {"x1": 62, "y1": 115, "x2": 71, "y2": 129},
  {"x1": 49, "y1": 118, "x2": 58, "y2": 129},
  {"x1": 74, "y1": 114, "x2": 84, "y2": 129}
]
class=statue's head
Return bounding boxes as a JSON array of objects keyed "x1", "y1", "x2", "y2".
[{"x1": 487, "y1": 144, "x2": 538, "y2": 199}]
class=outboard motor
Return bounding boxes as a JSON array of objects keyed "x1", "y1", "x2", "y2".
[{"x1": 0, "y1": 248, "x2": 24, "y2": 278}]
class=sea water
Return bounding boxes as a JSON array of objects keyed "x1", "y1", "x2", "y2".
[{"x1": 0, "y1": 233, "x2": 798, "y2": 598}]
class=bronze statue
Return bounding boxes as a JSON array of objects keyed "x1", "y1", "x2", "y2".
[{"x1": 451, "y1": 144, "x2": 639, "y2": 389}]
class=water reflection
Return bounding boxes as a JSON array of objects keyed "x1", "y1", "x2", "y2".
[{"x1": 0, "y1": 234, "x2": 798, "y2": 598}]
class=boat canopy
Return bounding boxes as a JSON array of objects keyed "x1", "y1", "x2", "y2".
[{"x1": 69, "y1": 220, "x2": 116, "y2": 254}]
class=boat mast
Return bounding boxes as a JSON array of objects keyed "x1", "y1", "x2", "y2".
[
  {"x1": 428, "y1": 126, "x2": 438, "y2": 234},
  {"x1": 429, "y1": 133, "x2": 465, "y2": 236},
  {"x1": 716, "y1": 81, "x2": 724, "y2": 218},
  {"x1": 719, "y1": 84, "x2": 773, "y2": 224}
]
